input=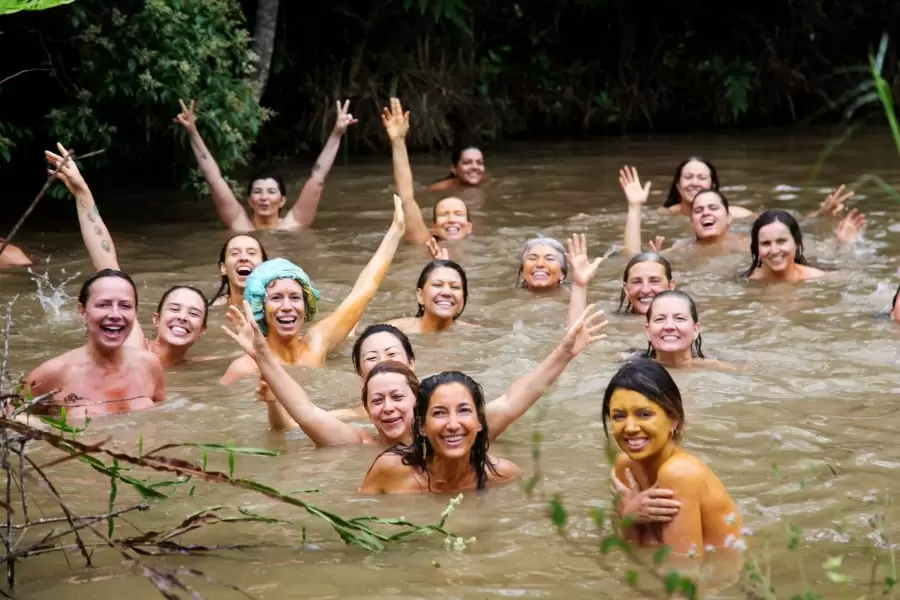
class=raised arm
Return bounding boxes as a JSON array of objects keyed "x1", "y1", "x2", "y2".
[
  {"x1": 833, "y1": 208, "x2": 866, "y2": 247},
  {"x1": 565, "y1": 233, "x2": 602, "y2": 329},
  {"x1": 306, "y1": 196, "x2": 405, "y2": 356},
  {"x1": 223, "y1": 302, "x2": 368, "y2": 444},
  {"x1": 486, "y1": 305, "x2": 608, "y2": 441},
  {"x1": 282, "y1": 100, "x2": 357, "y2": 230},
  {"x1": 174, "y1": 100, "x2": 253, "y2": 232},
  {"x1": 382, "y1": 98, "x2": 432, "y2": 245},
  {"x1": 619, "y1": 166, "x2": 651, "y2": 256},
  {"x1": 46, "y1": 144, "x2": 146, "y2": 348}
]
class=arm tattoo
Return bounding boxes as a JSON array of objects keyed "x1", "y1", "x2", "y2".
[
  {"x1": 87, "y1": 211, "x2": 95, "y2": 223},
  {"x1": 312, "y1": 163, "x2": 322, "y2": 172},
  {"x1": 101, "y1": 240, "x2": 111, "y2": 253},
  {"x1": 93, "y1": 225, "x2": 102, "y2": 236},
  {"x1": 199, "y1": 151, "x2": 209, "y2": 160},
  {"x1": 92, "y1": 205, "x2": 99, "y2": 215}
]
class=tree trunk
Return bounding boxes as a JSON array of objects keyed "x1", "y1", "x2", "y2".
[{"x1": 250, "y1": 0, "x2": 279, "y2": 103}]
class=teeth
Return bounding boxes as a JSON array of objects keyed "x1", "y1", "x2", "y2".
[
  {"x1": 661, "y1": 335, "x2": 680, "y2": 341},
  {"x1": 276, "y1": 317, "x2": 297, "y2": 324},
  {"x1": 171, "y1": 326, "x2": 188, "y2": 335},
  {"x1": 625, "y1": 438, "x2": 648, "y2": 449},
  {"x1": 443, "y1": 435, "x2": 464, "y2": 443},
  {"x1": 638, "y1": 297, "x2": 653, "y2": 305}
]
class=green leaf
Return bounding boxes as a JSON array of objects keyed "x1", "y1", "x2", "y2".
[
  {"x1": 653, "y1": 545, "x2": 672, "y2": 565},
  {"x1": 600, "y1": 536, "x2": 622, "y2": 555},
  {"x1": 625, "y1": 569, "x2": 638, "y2": 586},
  {"x1": 0, "y1": 0, "x2": 75, "y2": 17},
  {"x1": 664, "y1": 571, "x2": 680, "y2": 594},
  {"x1": 548, "y1": 496, "x2": 567, "y2": 531}
]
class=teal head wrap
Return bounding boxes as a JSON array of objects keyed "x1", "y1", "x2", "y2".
[{"x1": 244, "y1": 258, "x2": 320, "y2": 335}]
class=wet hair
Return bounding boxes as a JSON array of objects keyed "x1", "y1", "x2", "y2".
[
  {"x1": 434, "y1": 144, "x2": 484, "y2": 185},
  {"x1": 415, "y1": 260, "x2": 469, "y2": 319},
  {"x1": 643, "y1": 290, "x2": 704, "y2": 359},
  {"x1": 691, "y1": 189, "x2": 731, "y2": 213},
  {"x1": 739, "y1": 210, "x2": 811, "y2": 278},
  {"x1": 78, "y1": 269, "x2": 138, "y2": 307},
  {"x1": 360, "y1": 360, "x2": 420, "y2": 409},
  {"x1": 432, "y1": 196, "x2": 471, "y2": 223},
  {"x1": 246, "y1": 169, "x2": 287, "y2": 197},
  {"x1": 617, "y1": 252, "x2": 674, "y2": 313},
  {"x1": 516, "y1": 237, "x2": 568, "y2": 288},
  {"x1": 155, "y1": 285, "x2": 210, "y2": 328},
  {"x1": 399, "y1": 371, "x2": 497, "y2": 491},
  {"x1": 352, "y1": 324, "x2": 416, "y2": 375},
  {"x1": 209, "y1": 234, "x2": 269, "y2": 306},
  {"x1": 664, "y1": 157, "x2": 719, "y2": 208},
  {"x1": 601, "y1": 358, "x2": 685, "y2": 440}
]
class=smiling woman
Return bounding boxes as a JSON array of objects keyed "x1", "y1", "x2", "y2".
[
  {"x1": 517, "y1": 237, "x2": 568, "y2": 291},
  {"x1": 208, "y1": 233, "x2": 269, "y2": 308},
  {"x1": 387, "y1": 259, "x2": 470, "y2": 335}
]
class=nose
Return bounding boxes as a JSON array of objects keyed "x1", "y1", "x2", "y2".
[
  {"x1": 661, "y1": 317, "x2": 676, "y2": 330},
  {"x1": 623, "y1": 416, "x2": 640, "y2": 434},
  {"x1": 445, "y1": 414, "x2": 461, "y2": 431}
]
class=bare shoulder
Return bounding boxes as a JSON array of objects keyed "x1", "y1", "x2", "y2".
[
  {"x1": 698, "y1": 358, "x2": 743, "y2": 373},
  {"x1": 800, "y1": 264, "x2": 827, "y2": 280},
  {"x1": 0, "y1": 242, "x2": 32, "y2": 267},
  {"x1": 657, "y1": 453, "x2": 711, "y2": 489},
  {"x1": 487, "y1": 455, "x2": 520, "y2": 483},
  {"x1": 385, "y1": 317, "x2": 419, "y2": 334},
  {"x1": 360, "y1": 450, "x2": 412, "y2": 494},
  {"x1": 729, "y1": 205, "x2": 755, "y2": 218},
  {"x1": 613, "y1": 452, "x2": 638, "y2": 481},
  {"x1": 458, "y1": 320, "x2": 479, "y2": 328},
  {"x1": 220, "y1": 354, "x2": 259, "y2": 385}
]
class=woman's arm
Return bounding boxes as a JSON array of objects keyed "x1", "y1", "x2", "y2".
[
  {"x1": 148, "y1": 354, "x2": 166, "y2": 403},
  {"x1": 565, "y1": 233, "x2": 602, "y2": 329},
  {"x1": 282, "y1": 100, "x2": 357, "y2": 230},
  {"x1": 219, "y1": 355, "x2": 259, "y2": 386},
  {"x1": 619, "y1": 166, "x2": 651, "y2": 256},
  {"x1": 382, "y1": 98, "x2": 432, "y2": 245},
  {"x1": 174, "y1": 100, "x2": 253, "y2": 232},
  {"x1": 486, "y1": 305, "x2": 608, "y2": 441},
  {"x1": 306, "y1": 196, "x2": 405, "y2": 357}
]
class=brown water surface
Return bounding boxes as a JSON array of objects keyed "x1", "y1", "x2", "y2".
[{"x1": 3, "y1": 129, "x2": 900, "y2": 599}]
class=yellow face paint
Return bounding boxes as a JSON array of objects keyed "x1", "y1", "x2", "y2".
[{"x1": 608, "y1": 389, "x2": 677, "y2": 460}]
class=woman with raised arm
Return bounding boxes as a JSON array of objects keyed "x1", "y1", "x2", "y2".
[
  {"x1": 219, "y1": 196, "x2": 406, "y2": 385},
  {"x1": 173, "y1": 99, "x2": 356, "y2": 232},
  {"x1": 425, "y1": 144, "x2": 487, "y2": 192},
  {"x1": 604, "y1": 359, "x2": 743, "y2": 557},
  {"x1": 382, "y1": 98, "x2": 473, "y2": 246},
  {"x1": 46, "y1": 144, "x2": 209, "y2": 367},
  {"x1": 24, "y1": 270, "x2": 166, "y2": 419},
  {"x1": 225, "y1": 298, "x2": 606, "y2": 441}
]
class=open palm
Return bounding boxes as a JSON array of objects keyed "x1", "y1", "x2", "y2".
[
  {"x1": 222, "y1": 301, "x2": 268, "y2": 359},
  {"x1": 561, "y1": 304, "x2": 609, "y2": 357}
]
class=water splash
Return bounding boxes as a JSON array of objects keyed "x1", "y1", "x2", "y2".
[{"x1": 28, "y1": 267, "x2": 81, "y2": 323}]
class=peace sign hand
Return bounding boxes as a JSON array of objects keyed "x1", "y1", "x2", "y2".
[
  {"x1": 45, "y1": 142, "x2": 88, "y2": 195},
  {"x1": 173, "y1": 99, "x2": 198, "y2": 135},
  {"x1": 332, "y1": 99, "x2": 358, "y2": 136}
]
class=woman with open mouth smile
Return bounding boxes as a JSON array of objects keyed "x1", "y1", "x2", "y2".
[
  {"x1": 387, "y1": 259, "x2": 472, "y2": 334},
  {"x1": 219, "y1": 195, "x2": 406, "y2": 385},
  {"x1": 23, "y1": 269, "x2": 166, "y2": 419},
  {"x1": 46, "y1": 144, "x2": 209, "y2": 368},
  {"x1": 657, "y1": 157, "x2": 753, "y2": 219},
  {"x1": 208, "y1": 233, "x2": 269, "y2": 308},
  {"x1": 603, "y1": 359, "x2": 744, "y2": 558},
  {"x1": 426, "y1": 143, "x2": 487, "y2": 192}
]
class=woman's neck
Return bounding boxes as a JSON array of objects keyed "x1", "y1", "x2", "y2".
[
  {"x1": 86, "y1": 342, "x2": 125, "y2": 367},
  {"x1": 148, "y1": 338, "x2": 189, "y2": 367},
  {"x1": 227, "y1": 285, "x2": 244, "y2": 308},
  {"x1": 428, "y1": 453, "x2": 474, "y2": 489},
  {"x1": 527, "y1": 282, "x2": 562, "y2": 294},
  {"x1": 266, "y1": 332, "x2": 306, "y2": 364},
  {"x1": 419, "y1": 312, "x2": 456, "y2": 333},
  {"x1": 252, "y1": 212, "x2": 280, "y2": 230},
  {"x1": 762, "y1": 262, "x2": 803, "y2": 282},
  {"x1": 695, "y1": 231, "x2": 729, "y2": 246},
  {"x1": 638, "y1": 442, "x2": 681, "y2": 485},
  {"x1": 654, "y1": 347, "x2": 694, "y2": 367}
]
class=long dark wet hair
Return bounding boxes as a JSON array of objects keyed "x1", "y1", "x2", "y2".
[
  {"x1": 664, "y1": 157, "x2": 719, "y2": 208},
  {"x1": 78, "y1": 269, "x2": 138, "y2": 307},
  {"x1": 155, "y1": 285, "x2": 210, "y2": 328},
  {"x1": 208, "y1": 234, "x2": 269, "y2": 306},
  {"x1": 391, "y1": 371, "x2": 497, "y2": 491},
  {"x1": 617, "y1": 252, "x2": 674, "y2": 313},
  {"x1": 433, "y1": 144, "x2": 484, "y2": 185},
  {"x1": 601, "y1": 358, "x2": 685, "y2": 441},
  {"x1": 739, "y1": 210, "x2": 811, "y2": 279},
  {"x1": 415, "y1": 259, "x2": 469, "y2": 319},
  {"x1": 351, "y1": 324, "x2": 416, "y2": 375},
  {"x1": 643, "y1": 290, "x2": 704, "y2": 359}
]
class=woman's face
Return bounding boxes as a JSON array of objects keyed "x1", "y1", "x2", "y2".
[
  {"x1": 357, "y1": 332, "x2": 414, "y2": 380},
  {"x1": 423, "y1": 382, "x2": 482, "y2": 460},
  {"x1": 247, "y1": 177, "x2": 286, "y2": 219},
  {"x1": 80, "y1": 277, "x2": 136, "y2": 351},
  {"x1": 365, "y1": 371, "x2": 416, "y2": 444},
  {"x1": 264, "y1": 278, "x2": 306, "y2": 338},
  {"x1": 522, "y1": 244, "x2": 564, "y2": 289},
  {"x1": 432, "y1": 197, "x2": 472, "y2": 241},
  {"x1": 416, "y1": 267, "x2": 465, "y2": 320},
  {"x1": 624, "y1": 262, "x2": 673, "y2": 315},
  {"x1": 221, "y1": 236, "x2": 264, "y2": 290},
  {"x1": 153, "y1": 288, "x2": 207, "y2": 347},
  {"x1": 645, "y1": 295, "x2": 699, "y2": 354},
  {"x1": 756, "y1": 221, "x2": 797, "y2": 274},
  {"x1": 676, "y1": 160, "x2": 713, "y2": 204},
  {"x1": 451, "y1": 148, "x2": 485, "y2": 186},
  {"x1": 608, "y1": 389, "x2": 676, "y2": 460},
  {"x1": 691, "y1": 192, "x2": 731, "y2": 240}
]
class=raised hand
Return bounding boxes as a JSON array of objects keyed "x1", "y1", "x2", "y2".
[
  {"x1": 381, "y1": 97, "x2": 410, "y2": 142},
  {"x1": 332, "y1": 99, "x2": 358, "y2": 136},
  {"x1": 561, "y1": 304, "x2": 609, "y2": 357},
  {"x1": 610, "y1": 467, "x2": 681, "y2": 523},
  {"x1": 221, "y1": 301, "x2": 269, "y2": 359},
  {"x1": 834, "y1": 207, "x2": 866, "y2": 245},
  {"x1": 565, "y1": 233, "x2": 603, "y2": 286},
  {"x1": 649, "y1": 235, "x2": 666, "y2": 253},
  {"x1": 619, "y1": 166, "x2": 652, "y2": 207},
  {"x1": 391, "y1": 194, "x2": 406, "y2": 234},
  {"x1": 173, "y1": 99, "x2": 198, "y2": 135},
  {"x1": 255, "y1": 379, "x2": 275, "y2": 404},
  {"x1": 45, "y1": 142, "x2": 88, "y2": 195},
  {"x1": 818, "y1": 184, "x2": 853, "y2": 218},
  {"x1": 426, "y1": 237, "x2": 449, "y2": 260}
]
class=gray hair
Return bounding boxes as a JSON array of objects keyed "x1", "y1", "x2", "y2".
[{"x1": 516, "y1": 237, "x2": 568, "y2": 287}]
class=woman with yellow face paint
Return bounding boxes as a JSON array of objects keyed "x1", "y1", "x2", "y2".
[{"x1": 602, "y1": 359, "x2": 743, "y2": 558}]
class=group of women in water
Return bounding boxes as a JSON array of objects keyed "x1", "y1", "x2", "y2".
[{"x1": 1, "y1": 95, "x2": 891, "y2": 564}]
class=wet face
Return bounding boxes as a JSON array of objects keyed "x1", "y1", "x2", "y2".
[
  {"x1": 522, "y1": 244, "x2": 564, "y2": 289},
  {"x1": 608, "y1": 389, "x2": 677, "y2": 461},
  {"x1": 153, "y1": 289, "x2": 207, "y2": 347},
  {"x1": 416, "y1": 267, "x2": 465, "y2": 320},
  {"x1": 423, "y1": 382, "x2": 482, "y2": 460},
  {"x1": 247, "y1": 177, "x2": 286, "y2": 219},
  {"x1": 757, "y1": 221, "x2": 797, "y2": 273},
  {"x1": 264, "y1": 279, "x2": 306, "y2": 338},
  {"x1": 451, "y1": 148, "x2": 485, "y2": 186},
  {"x1": 432, "y1": 197, "x2": 472, "y2": 241},
  {"x1": 624, "y1": 262, "x2": 673, "y2": 315},
  {"x1": 676, "y1": 160, "x2": 713, "y2": 204},
  {"x1": 365, "y1": 372, "x2": 416, "y2": 444},
  {"x1": 645, "y1": 295, "x2": 699, "y2": 354},
  {"x1": 691, "y1": 192, "x2": 731, "y2": 240},
  {"x1": 79, "y1": 277, "x2": 136, "y2": 350},
  {"x1": 357, "y1": 332, "x2": 414, "y2": 380},
  {"x1": 221, "y1": 236, "x2": 264, "y2": 290}
]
